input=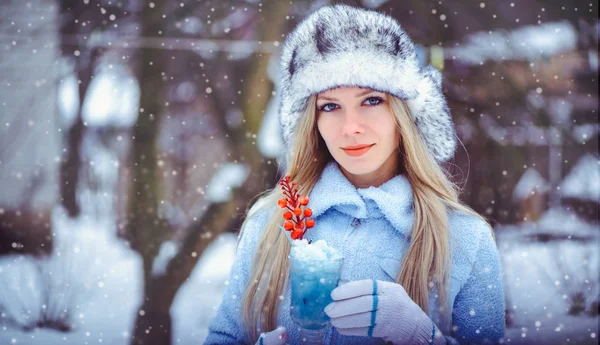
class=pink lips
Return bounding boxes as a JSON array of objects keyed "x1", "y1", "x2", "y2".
[{"x1": 342, "y1": 144, "x2": 374, "y2": 157}]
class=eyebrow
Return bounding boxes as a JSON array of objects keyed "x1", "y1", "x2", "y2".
[{"x1": 317, "y1": 89, "x2": 377, "y2": 102}]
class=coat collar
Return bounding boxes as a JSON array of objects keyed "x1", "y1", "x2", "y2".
[{"x1": 308, "y1": 161, "x2": 414, "y2": 237}]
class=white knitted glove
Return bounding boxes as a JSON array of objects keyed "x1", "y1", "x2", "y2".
[
  {"x1": 324, "y1": 279, "x2": 436, "y2": 345},
  {"x1": 255, "y1": 326, "x2": 288, "y2": 345}
]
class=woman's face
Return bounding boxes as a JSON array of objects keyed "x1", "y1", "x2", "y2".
[{"x1": 316, "y1": 86, "x2": 400, "y2": 187}]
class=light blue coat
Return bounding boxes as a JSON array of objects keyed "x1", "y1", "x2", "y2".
[{"x1": 204, "y1": 161, "x2": 506, "y2": 345}]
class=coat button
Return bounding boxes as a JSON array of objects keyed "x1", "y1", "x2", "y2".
[{"x1": 351, "y1": 218, "x2": 361, "y2": 227}]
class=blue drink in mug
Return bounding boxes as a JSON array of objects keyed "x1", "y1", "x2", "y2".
[{"x1": 289, "y1": 239, "x2": 344, "y2": 331}]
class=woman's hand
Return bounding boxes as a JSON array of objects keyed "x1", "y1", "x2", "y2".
[
  {"x1": 254, "y1": 326, "x2": 287, "y2": 345},
  {"x1": 324, "y1": 279, "x2": 437, "y2": 345}
]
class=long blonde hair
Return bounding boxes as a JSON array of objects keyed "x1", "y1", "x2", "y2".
[{"x1": 239, "y1": 93, "x2": 491, "y2": 343}]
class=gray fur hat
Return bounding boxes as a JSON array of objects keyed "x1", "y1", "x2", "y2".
[{"x1": 278, "y1": 4, "x2": 456, "y2": 164}]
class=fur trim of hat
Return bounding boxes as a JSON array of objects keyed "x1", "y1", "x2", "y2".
[{"x1": 278, "y1": 4, "x2": 456, "y2": 164}]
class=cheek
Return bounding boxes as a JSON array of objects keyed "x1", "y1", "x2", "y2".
[
  {"x1": 379, "y1": 119, "x2": 399, "y2": 148},
  {"x1": 384, "y1": 112, "x2": 398, "y2": 144},
  {"x1": 317, "y1": 118, "x2": 335, "y2": 143},
  {"x1": 381, "y1": 128, "x2": 396, "y2": 147}
]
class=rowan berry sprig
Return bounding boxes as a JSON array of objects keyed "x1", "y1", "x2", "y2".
[{"x1": 278, "y1": 175, "x2": 315, "y2": 241}]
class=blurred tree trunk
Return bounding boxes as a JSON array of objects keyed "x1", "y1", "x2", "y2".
[
  {"x1": 58, "y1": 0, "x2": 100, "y2": 218},
  {"x1": 58, "y1": 51, "x2": 97, "y2": 218},
  {"x1": 128, "y1": 1, "x2": 170, "y2": 344},
  {"x1": 190, "y1": 0, "x2": 291, "y2": 256},
  {"x1": 129, "y1": 1, "x2": 289, "y2": 344}
]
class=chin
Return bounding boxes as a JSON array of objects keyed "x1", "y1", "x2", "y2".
[{"x1": 337, "y1": 159, "x2": 380, "y2": 176}]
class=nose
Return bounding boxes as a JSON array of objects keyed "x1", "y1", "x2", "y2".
[{"x1": 340, "y1": 110, "x2": 365, "y2": 136}]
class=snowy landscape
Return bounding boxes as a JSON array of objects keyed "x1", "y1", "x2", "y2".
[
  {"x1": 1, "y1": 191, "x2": 598, "y2": 344},
  {"x1": 1, "y1": 0, "x2": 598, "y2": 344}
]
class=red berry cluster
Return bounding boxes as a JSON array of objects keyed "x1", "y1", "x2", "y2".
[{"x1": 278, "y1": 175, "x2": 315, "y2": 241}]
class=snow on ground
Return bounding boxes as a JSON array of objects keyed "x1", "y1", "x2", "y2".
[
  {"x1": 497, "y1": 211, "x2": 599, "y2": 345},
  {"x1": 503, "y1": 314, "x2": 599, "y2": 345},
  {"x1": 1, "y1": 203, "x2": 597, "y2": 345},
  {"x1": 171, "y1": 232, "x2": 237, "y2": 344},
  {"x1": 0, "y1": 208, "x2": 143, "y2": 345}
]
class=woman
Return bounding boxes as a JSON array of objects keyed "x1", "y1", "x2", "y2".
[{"x1": 205, "y1": 4, "x2": 505, "y2": 345}]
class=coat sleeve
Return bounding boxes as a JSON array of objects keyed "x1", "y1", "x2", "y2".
[
  {"x1": 203, "y1": 207, "x2": 272, "y2": 345},
  {"x1": 444, "y1": 220, "x2": 506, "y2": 345}
]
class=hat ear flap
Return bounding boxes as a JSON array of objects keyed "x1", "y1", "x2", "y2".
[
  {"x1": 407, "y1": 65, "x2": 456, "y2": 162},
  {"x1": 421, "y1": 64, "x2": 443, "y2": 90}
]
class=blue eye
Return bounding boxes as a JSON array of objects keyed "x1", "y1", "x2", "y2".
[
  {"x1": 319, "y1": 103, "x2": 338, "y2": 112},
  {"x1": 317, "y1": 96, "x2": 384, "y2": 113},
  {"x1": 365, "y1": 96, "x2": 384, "y2": 106}
]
